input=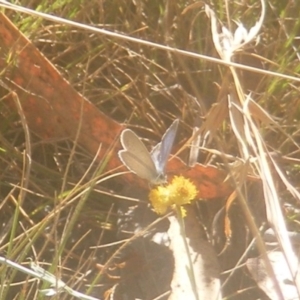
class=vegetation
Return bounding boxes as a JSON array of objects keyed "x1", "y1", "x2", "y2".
[{"x1": 1, "y1": 0, "x2": 300, "y2": 299}]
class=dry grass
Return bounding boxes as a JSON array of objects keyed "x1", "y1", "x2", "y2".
[{"x1": 1, "y1": 0, "x2": 300, "y2": 299}]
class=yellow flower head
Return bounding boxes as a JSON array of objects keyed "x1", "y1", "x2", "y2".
[{"x1": 149, "y1": 176, "x2": 198, "y2": 215}]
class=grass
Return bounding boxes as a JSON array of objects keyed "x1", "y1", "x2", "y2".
[{"x1": 1, "y1": 0, "x2": 300, "y2": 299}]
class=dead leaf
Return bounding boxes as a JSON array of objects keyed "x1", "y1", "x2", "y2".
[
  {"x1": 168, "y1": 207, "x2": 221, "y2": 299},
  {"x1": 0, "y1": 13, "x2": 232, "y2": 199}
]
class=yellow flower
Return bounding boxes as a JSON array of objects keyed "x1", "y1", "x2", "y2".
[
  {"x1": 149, "y1": 176, "x2": 198, "y2": 215},
  {"x1": 149, "y1": 186, "x2": 171, "y2": 215}
]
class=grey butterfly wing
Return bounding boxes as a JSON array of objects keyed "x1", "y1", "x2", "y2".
[
  {"x1": 118, "y1": 129, "x2": 158, "y2": 182},
  {"x1": 151, "y1": 119, "x2": 179, "y2": 174}
]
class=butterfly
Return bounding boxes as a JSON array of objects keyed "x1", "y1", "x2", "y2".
[{"x1": 118, "y1": 119, "x2": 179, "y2": 184}]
